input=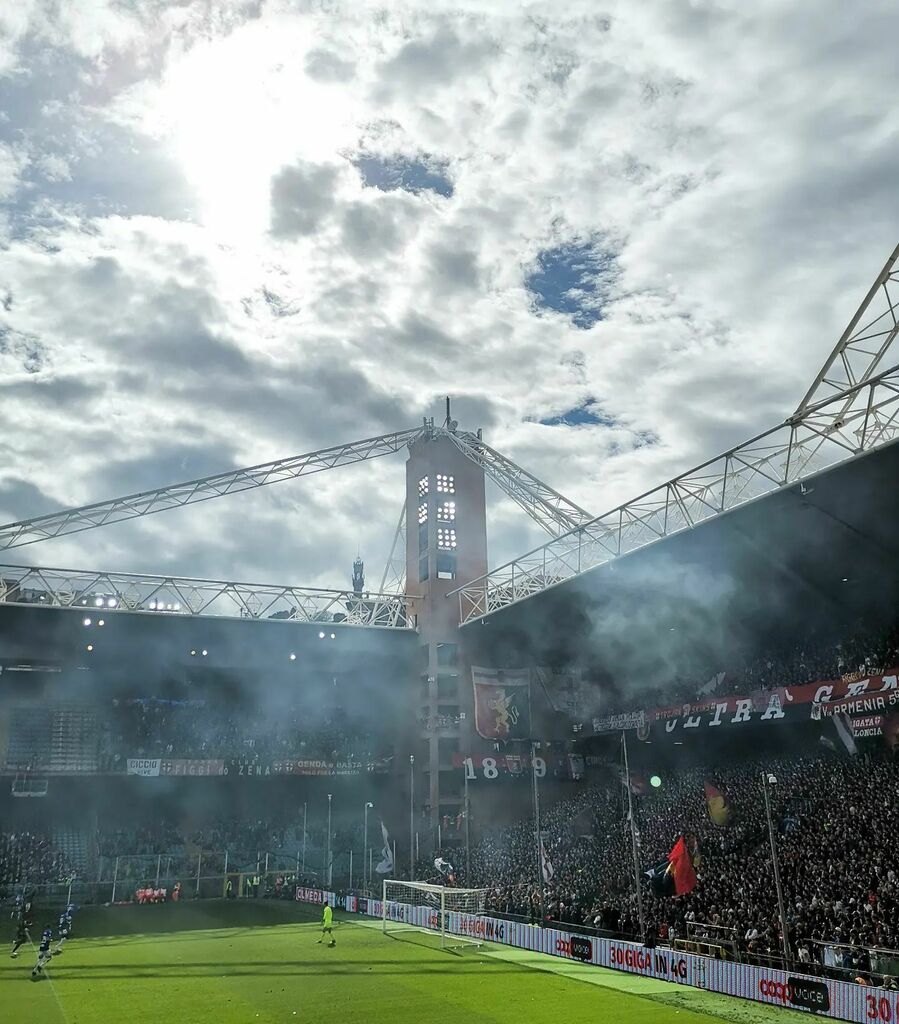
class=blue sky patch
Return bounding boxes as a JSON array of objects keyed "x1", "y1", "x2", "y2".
[
  {"x1": 353, "y1": 154, "x2": 453, "y2": 198},
  {"x1": 527, "y1": 242, "x2": 619, "y2": 329},
  {"x1": 540, "y1": 400, "x2": 616, "y2": 428}
]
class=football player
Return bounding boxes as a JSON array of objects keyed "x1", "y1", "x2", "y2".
[
  {"x1": 31, "y1": 926, "x2": 53, "y2": 979},
  {"x1": 9, "y1": 893, "x2": 34, "y2": 958},
  {"x1": 54, "y1": 905, "x2": 75, "y2": 955}
]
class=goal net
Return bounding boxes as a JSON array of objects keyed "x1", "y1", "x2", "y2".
[{"x1": 382, "y1": 879, "x2": 489, "y2": 951}]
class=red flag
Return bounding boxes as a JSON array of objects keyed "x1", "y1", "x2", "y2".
[{"x1": 668, "y1": 836, "x2": 697, "y2": 895}]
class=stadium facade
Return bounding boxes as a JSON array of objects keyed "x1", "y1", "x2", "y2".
[{"x1": 0, "y1": 242, "x2": 897, "y2": 868}]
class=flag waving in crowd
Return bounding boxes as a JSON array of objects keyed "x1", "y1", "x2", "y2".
[
  {"x1": 646, "y1": 836, "x2": 699, "y2": 897},
  {"x1": 703, "y1": 781, "x2": 732, "y2": 827},
  {"x1": 539, "y1": 837, "x2": 554, "y2": 883},
  {"x1": 375, "y1": 822, "x2": 394, "y2": 875}
]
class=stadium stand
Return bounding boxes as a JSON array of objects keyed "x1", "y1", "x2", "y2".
[
  {"x1": 0, "y1": 830, "x2": 72, "y2": 885},
  {"x1": 453, "y1": 750, "x2": 899, "y2": 979}
]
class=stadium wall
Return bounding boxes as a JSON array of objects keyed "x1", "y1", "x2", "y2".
[{"x1": 296, "y1": 887, "x2": 897, "y2": 1023}]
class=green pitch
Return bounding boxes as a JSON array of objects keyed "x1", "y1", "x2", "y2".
[{"x1": 1, "y1": 900, "x2": 813, "y2": 1024}]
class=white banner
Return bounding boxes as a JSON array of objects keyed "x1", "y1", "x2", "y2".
[
  {"x1": 375, "y1": 822, "x2": 394, "y2": 874},
  {"x1": 126, "y1": 758, "x2": 161, "y2": 777}
]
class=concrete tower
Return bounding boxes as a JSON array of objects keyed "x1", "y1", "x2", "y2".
[{"x1": 405, "y1": 421, "x2": 487, "y2": 833}]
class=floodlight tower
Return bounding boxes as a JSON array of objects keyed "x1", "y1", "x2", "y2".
[{"x1": 405, "y1": 413, "x2": 488, "y2": 833}]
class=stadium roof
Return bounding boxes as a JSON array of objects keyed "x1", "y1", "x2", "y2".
[{"x1": 463, "y1": 438, "x2": 899, "y2": 689}]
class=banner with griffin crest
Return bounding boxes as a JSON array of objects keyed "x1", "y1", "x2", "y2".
[{"x1": 472, "y1": 667, "x2": 531, "y2": 740}]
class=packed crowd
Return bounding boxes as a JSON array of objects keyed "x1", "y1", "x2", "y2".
[
  {"x1": 456, "y1": 749, "x2": 899, "y2": 978},
  {"x1": 0, "y1": 831, "x2": 72, "y2": 886}
]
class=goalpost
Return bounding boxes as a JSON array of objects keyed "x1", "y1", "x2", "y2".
[{"x1": 382, "y1": 879, "x2": 489, "y2": 951}]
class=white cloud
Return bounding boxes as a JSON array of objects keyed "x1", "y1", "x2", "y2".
[
  {"x1": 0, "y1": 0, "x2": 897, "y2": 588},
  {"x1": 0, "y1": 141, "x2": 29, "y2": 198}
]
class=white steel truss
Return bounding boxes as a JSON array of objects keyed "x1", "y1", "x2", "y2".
[
  {"x1": 0, "y1": 428, "x2": 423, "y2": 552},
  {"x1": 795, "y1": 242, "x2": 899, "y2": 420},
  {"x1": 378, "y1": 503, "x2": 407, "y2": 595},
  {"x1": 0, "y1": 563, "x2": 414, "y2": 627},
  {"x1": 449, "y1": 364, "x2": 899, "y2": 624},
  {"x1": 444, "y1": 430, "x2": 594, "y2": 536}
]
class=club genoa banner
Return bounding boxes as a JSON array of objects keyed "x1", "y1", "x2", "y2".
[{"x1": 472, "y1": 666, "x2": 531, "y2": 740}]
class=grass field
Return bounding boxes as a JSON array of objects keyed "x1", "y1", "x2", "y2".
[{"x1": 0, "y1": 900, "x2": 815, "y2": 1024}]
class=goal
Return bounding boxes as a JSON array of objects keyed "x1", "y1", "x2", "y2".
[{"x1": 382, "y1": 879, "x2": 489, "y2": 951}]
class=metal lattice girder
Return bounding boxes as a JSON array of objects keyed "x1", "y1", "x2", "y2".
[
  {"x1": 0, "y1": 428, "x2": 423, "y2": 552},
  {"x1": 446, "y1": 430, "x2": 594, "y2": 536},
  {"x1": 378, "y1": 503, "x2": 407, "y2": 595},
  {"x1": 450, "y1": 365, "x2": 899, "y2": 624},
  {"x1": 795, "y1": 242, "x2": 899, "y2": 420},
  {"x1": 0, "y1": 563, "x2": 416, "y2": 627}
]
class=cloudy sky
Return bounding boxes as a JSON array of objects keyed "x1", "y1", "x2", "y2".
[{"x1": 0, "y1": 0, "x2": 897, "y2": 592}]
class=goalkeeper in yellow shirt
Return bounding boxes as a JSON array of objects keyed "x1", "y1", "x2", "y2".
[{"x1": 317, "y1": 903, "x2": 336, "y2": 947}]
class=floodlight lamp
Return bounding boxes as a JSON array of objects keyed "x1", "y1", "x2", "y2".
[
  {"x1": 149, "y1": 601, "x2": 157, "y2": 610},
  {"x1": 290, "y1": 653, "x2": 297, "y2": 661},
  {"x1": 83, "y1": 618, "x2": 91, "y2": 627},
  {"x1": 190, "y1": 650, "x2": 196, "y2": 656},
  {"x1": 86, "y1": 645, "x2": 93, "y2": 652},
  {"x1": 98, "y1": 620, "x2": 105, "y2": 627},
  {"x1": 319, "y1": 631, "x2": 326, "y2": 639},
  {"x1": 95, "y1": 597, "x2": 103, "y2": 607},
  {"x1": 173, "y1": 603, "x2": 181, "y2": 611},
  {"x1": 650, "y1": 776, "x2": 662, "y2": 788},
  {"x1": 330, "y1": 633, "x2": 336, "y2": 639},
  {"x1": 201, "y1": 649, "x2": 208, "y2": 657},
  {"x1": 107, "y1": 598, "x2": 117, "y2": 608}
]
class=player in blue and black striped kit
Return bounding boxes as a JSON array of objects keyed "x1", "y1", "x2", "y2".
[
  {"x1": 54, "y1": 905, "x2": 75, "y2": 955},
  {"x1": 31, "y1": 926, "x2": 53, "y2": 979}
]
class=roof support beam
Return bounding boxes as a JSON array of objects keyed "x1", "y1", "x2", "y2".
[
  {"x1": 0, "y1": 563, "x2": 415, "y2": 627},
  {"x1": 0, "y1": 428, "x2": 422, "y2": 552},
  {"x1": 450, "y1": 365, "x2": 899, "y2": 624},
  {"x1": 444, "y1": 429, "x2": 594, "y2": 536},
  {"x1": 795, "y1": 242, "x2": 899, "y2": 420}
]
